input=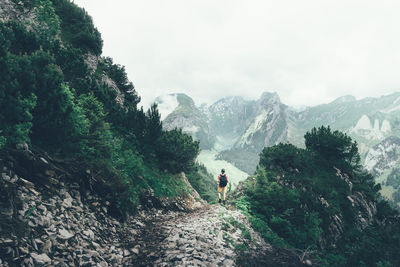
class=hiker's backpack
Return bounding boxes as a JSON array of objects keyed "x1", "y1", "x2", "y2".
[{"x1": 219, "y1": 174, "x2": 228, "y2": 187}]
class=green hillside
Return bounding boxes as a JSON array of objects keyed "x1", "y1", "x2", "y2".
[
  {"x1": 0, "y1": 0, "x2": 214, "y2": 216},
  {"x1": 232, "y1": 126, "x2": 400, "y2": 266}
]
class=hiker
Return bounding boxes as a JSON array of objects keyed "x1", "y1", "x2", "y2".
[{"x1": 217, "y1": 169, "x2": 229, "y2": 205}]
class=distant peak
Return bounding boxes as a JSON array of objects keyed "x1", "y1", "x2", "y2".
[
  {"x1": 155, "y1": 93, "x2": 195, "y2": 106},
  {"x1": 260, "y1": 91, "x2": 279, "y2": 98},
  {"x1": 259, "y1": 91, "x2": 281, "y2": 105},
  {"x1": 215, "y1": 95, "x2": 245, "y2": 104},
  {"x1": 332, "y1": 95, "x2": 356, "y2": 104}
]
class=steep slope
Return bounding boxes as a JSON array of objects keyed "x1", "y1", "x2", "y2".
[
  {"x1": 0, "y1": 0, "x2": 206, "y2": 218},
  {"x1": 219, "y1": 93, "x2": 296, "y2": 173},
  {"x1": 156, "y1": 94, "x2": 216, "y2": 150},
  {"x1": 208, "y1": 96, "x2": 253, "y2": 143},
  {"x1": 235, "y1": 92, "x2": 289, "y2": 149},
  {"x1": 364, "y1": 136, "x2": 400, "y2": 204},
  {"x1": 231, "y1": 128, "x2": 400, "y2": 266}
]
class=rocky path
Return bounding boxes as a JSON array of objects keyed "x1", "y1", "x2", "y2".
[{"x1": 130, "y1": 204, "x2": 272, "y2": 267}]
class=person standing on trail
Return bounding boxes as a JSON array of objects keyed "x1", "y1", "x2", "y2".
[{"x1": 217, "y1": 169, "x2": 229, "y2": 205}]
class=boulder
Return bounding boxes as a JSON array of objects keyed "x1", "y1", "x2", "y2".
[
  {"x1": 58, "y1": 229, "x2": 74, "y2": 240},
  {"x1": 31, "y1": 253, "x2": 51, "y2": 265}
]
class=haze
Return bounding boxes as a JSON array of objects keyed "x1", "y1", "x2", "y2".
[{"x1": 74, "y1": 0, "x2": 400, "y2": 108}]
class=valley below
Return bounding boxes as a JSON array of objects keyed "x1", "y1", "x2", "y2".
[{"x1": 197, "y1": 150, "x2": 249, "y2": 189}]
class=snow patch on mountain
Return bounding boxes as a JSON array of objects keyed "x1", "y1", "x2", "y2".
[
  {"x1": 354, "y1": 115, "x2": 372, "y2": 131},
  {"x1": 373, "y1": 119, "x2": 380, "y2": 131},
  {"x1": 183, "y1": 126, "x2": 199, "y2": 133},
  {"x1": 155, "y1": 94, "x2": 179, "y2": 120},
  {"x1": 351, "y1": 115, "x2": 391, "y2": 140},
  {"x1": 238, "y1": 110, "x2": 268, "y2": 146},
  {"x1": 381, "y1": 119, "x2": 391, "y2": 132}
]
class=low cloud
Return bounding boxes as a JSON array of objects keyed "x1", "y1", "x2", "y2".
[{"x1": 75, "y1": 0, "x2": 400, "y2": 107}]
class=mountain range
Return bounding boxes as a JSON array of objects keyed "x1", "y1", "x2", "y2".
[{"x1": 155, "y1": 92, "x2": 400, "y2": 207}]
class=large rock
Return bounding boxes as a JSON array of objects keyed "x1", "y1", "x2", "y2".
[
  {"x1": 31, "y1": 253, "x2": 51, "y2": 265},
  {"x1": 58, "y1": 229, "x2": 74, "y2": 240}
]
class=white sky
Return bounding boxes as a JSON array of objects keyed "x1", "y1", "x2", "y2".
[{"x1": 74, "y1": 0, "x2": 400, "y2": 108}]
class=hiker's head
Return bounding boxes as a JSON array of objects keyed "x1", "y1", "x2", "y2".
[{"x1": 221, "y1": 169, "x2": 225, "y2": 174}]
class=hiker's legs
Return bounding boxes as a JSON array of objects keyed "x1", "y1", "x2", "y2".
[
  {"x1": 222, "y1": 187, "x2": 227, "y2": 200},
  {"x1": 218, "y1": 186, "x2": 223, "y2": 202}
]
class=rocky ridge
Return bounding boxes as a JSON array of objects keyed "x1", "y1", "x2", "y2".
[{"x1": 319, "y1": 167, "x2": 378, "y2": 248}]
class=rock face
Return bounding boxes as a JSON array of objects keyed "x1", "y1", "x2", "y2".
[
  {"x1": 364, "y1": 136, "x2": 400, "y2": 177},
  {"x1": 319, "y1": 167, "x2": 378, "y2": 248},
  {"x1": 208, "y1": 96, "x2": 253, "y2": 138},
  {"x1": 156, "y1": 94, "x2": 216, "y2": 149},
  {"x1": 0, "y1": 0, "x2": 37, "y2": 27}
]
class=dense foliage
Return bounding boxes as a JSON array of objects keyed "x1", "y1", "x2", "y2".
[
  {"x1": 233, "y1": 126, "x2": 400, "y2": 266},
  {"x1": 385, "y1": 168, "x2": 400, "y2": 207},
  {"x1": 53, "y1": 0, "x2": 103, "y2": 55},
  {"x1": 186, "y1": 163, "x2": 218, "y2": 203},
  {"x1": 0, "y1": 0, "x2": 204, "y2": 215}
]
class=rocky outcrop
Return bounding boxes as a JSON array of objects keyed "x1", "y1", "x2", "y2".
[
  {"x1": 364, "y1": 136, "x2": 400, "y2": 177},
  {"x1": 347, "y1": 192, "x2": 377, "y2": 229},
  {"x1": 320, "y1": 167, "x2": 378, "y2": 248},
  {"x1": 101, "y1": 74, "x2": 125, "y2": 107},
  {"x1": 0, "y1": 0, "x2": 37, "y2": 27}
]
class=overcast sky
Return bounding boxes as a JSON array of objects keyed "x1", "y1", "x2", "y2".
[{"x1": 74, "y1": 0, "x2": 400, "y2": 108}]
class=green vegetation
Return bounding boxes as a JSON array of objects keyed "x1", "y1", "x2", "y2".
[
  {"x1": 186, "y1": 163, "x2": 218, "y2": 203},
  {"x1": 53, "y1": 0, "x2": 103, "y2": 55},
  {"x1": 233, "y1": 126, "x2": 400, "y2": 266},
  {"x1": 0, "y1": 0, "x2": 208, "y2": 216}
]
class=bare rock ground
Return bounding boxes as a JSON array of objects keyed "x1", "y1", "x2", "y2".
[{"x1": 130, "y1": 204, "x2": 272, "y2": 266}]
